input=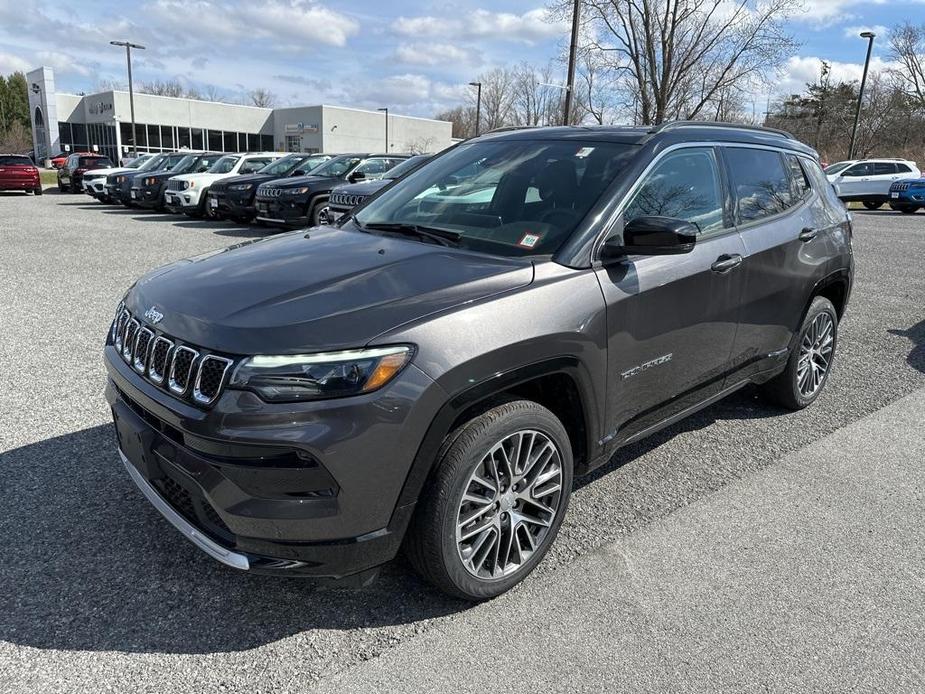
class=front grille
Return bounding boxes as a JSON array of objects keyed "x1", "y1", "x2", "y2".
[
  {"x1": 329, "y1": 192, "x2": 366, "y2": 209},
  {"x1": 166, "y1": 179, "x2": 185, "y2": 192},
  {"x1": 892, "y1": 182, "x2": 910, "y2": 192},
  {"x1": 256, "y1": 187, "x2": 283, "y2": 198},
  {"x1": 112, "y1": 307, "x2": 234, "y2": 408}
]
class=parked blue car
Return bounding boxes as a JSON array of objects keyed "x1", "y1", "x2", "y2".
[{"x1": 889, "y1": 178, "x2": 925, "y2": 214}]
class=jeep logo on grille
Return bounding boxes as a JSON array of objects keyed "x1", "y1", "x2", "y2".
[{"x1": 144, "y1": 306, "x2": 164, "y2": 324}]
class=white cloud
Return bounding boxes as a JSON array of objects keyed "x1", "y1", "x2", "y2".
[
  {"x1": 35, "y1": 51, "x2": 94, "y2": 77},
  {"x1": 0, "y1": 49, "x2": 30, "y2": 74},
  {"x1": 144, "y1": 0, "x2": 358, "y2": 50},
  {"x1": 776, "y1": 55, "x2": 896, "y2": 96},
  {"x1": 795, "y1": 0, "x2": 887, "y2": 23},
  {"x1": 393, "y1": 8, "x2": 566, "y2": 44},
  {"x1": 393, "y1": 43, "x2": 479, "y2": 67}
]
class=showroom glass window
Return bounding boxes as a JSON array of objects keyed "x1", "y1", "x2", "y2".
[
  {"x1": 624, "y1": 147, "x2": 725, "y2": 235},
  {"x1": 725, "y1": 148, "x2": 795, "y2": 223}
]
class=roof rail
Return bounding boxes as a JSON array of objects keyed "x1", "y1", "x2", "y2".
[
  {"x1": 648, "y1": 120, "x2": 795, "y2": 140},
  {"x1": 482, "y1": 125, "x2": 538, "y2": 135}
]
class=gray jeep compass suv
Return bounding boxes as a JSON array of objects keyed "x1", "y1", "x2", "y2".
[{"x1": 105, "y1": 122, "x2": 853, "y2": 600}]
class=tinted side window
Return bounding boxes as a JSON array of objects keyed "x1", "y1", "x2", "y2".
[
  {"x1": 624, "y1": 147, "x2": 725, "y2": 235},
  {"x1": 785, "y1": 154, "x2": 811, "y2": 200},
  {"x1": 896, "y1": 163, "x2": 912, "y2": 173},
  {"x1": 725, "y1": 148, "x2": 793, "y2": 223},
  {"x1": 873, "y1": 162, "x2": 896, "y2": 175},
  {"x1": 842, "y1": 163, "x2": 872, "y2": 177}
]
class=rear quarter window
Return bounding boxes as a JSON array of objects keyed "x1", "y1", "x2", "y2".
[{"x1": 725, "y1": 148, "x2": 795, "y2": 223}]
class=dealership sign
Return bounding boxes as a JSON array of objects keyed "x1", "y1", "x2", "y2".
[
  {"x1": 89, "y1": 100, "x2": 114, "y2": 115},
  {"x1": 285, "y1": 122, "x2": 319, "y2": 134}
]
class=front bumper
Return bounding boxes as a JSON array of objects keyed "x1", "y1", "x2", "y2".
[
  {"x1": 214, "y1": 190, "x2": 256, "y2": 219},
  {"x1": 131, "y1": 184, "x2": 164, "y2": 207},
  {"x1": 164, "y1": 187, "x2": 203, "y2": 212},
  {"x1": 254, "y1": 196, "x2": 310, "y2": 226},
  {"x1": 105, "y1": 344, "x2": 443, "y2": 578},
  {"x1": 889, "y1": 189, "x2": 925, "y2": 206}
]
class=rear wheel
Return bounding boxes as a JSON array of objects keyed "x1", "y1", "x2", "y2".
[
  {"x1": 34, "y1": 187, "x2": 43, "y2": 196},
  {"x1": 899, "y1": 206, "x2": 919, "y2": 214},
  {"x1": 862, "y1": 201, "x2": 882, "y2": 210},
  {"x1": 761, "y1": 296, "x2": 838, "y2": 410},
  {"x1": 405, "y1": 400, "x2": 573, "y2": 601}
]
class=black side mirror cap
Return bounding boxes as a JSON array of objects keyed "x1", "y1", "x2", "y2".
[
  {"x1": 602, "y1": 216, "x2": 698, "y2": 260},
  {"x1": 348, "y1": 171, "x2": 366, "y2": 183}
]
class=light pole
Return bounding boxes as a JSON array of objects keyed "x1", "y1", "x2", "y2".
[
  {"x1": 377, "y1": 107, "x2": 389, "y2": 151},
  {"x1": 848, "y1": 31, "x2": 875, "y2": 160},
  {"x1": 469, "y1": 81, "x2": 482, "y2": 136},
  {"x1": 563, "y1": 0, "x2": 581, "y2": 125},
  {"x1": 110, "y1": 40, "x2": 145, "y2": 159}
]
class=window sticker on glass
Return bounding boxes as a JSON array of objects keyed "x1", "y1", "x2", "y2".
[
  {"x1": 518, "y1": 233, "x2": 542, "y2": 248},
  {"x1": 576, "y1": 147, "x2": 595, "y2": 158}
]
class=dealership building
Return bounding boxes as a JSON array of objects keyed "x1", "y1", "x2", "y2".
[{"x1": 26, "y1": 66, "x2": 453, "y2": 165}]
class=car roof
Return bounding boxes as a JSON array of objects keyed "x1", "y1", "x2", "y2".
[{"x1": 476, "y1": 121, "x2": 818, "y2": 157}]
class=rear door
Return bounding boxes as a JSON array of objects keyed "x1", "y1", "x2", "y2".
[
  {"x1": 595, "y1": 146, "x2": 747, "y2": 443},
  {"x1": 725, "y1": 147, "x2": 828, "y2": 379},
  {"x1": 836, "y1": 162, "x2": 873, "y2": 197},
  {"x1": 871, "y1": 162, "x2": 899, "y2": 196}
]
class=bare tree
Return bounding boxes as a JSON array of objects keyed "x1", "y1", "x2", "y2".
[
  {"x1": 0, "y1": 120, "x2": 32, "y2": 152},
  {"x1": 889, "y1": 23, "x2": 925, "y2": 107},
  {"x1": 404, "y1": 135, "x2": 436, "y2": 154},
  {"x1": 476, "y1": 68, "x2": 516, "y2": 132},
  {"x1": 511, "y1": 62, "x2": 563, "y2": 126},
  {"x1": 434, "y1": 105, "x2": 477, "y2": 138},
  {"x1": 574, "y1": 49, "x2": 621, "y2": 124},
  {"x1": 201, "y1": 84, "x2": 223, "y2": 102},
  {"x1": 139, "y1": 79, "x2": 186, "y2": 97},
  {"x1": 248, "y1": 88, "x2": 276, "y2": 108},
  {"x1": 573, "y1": 0, "x2": 799, "y2": 124}
]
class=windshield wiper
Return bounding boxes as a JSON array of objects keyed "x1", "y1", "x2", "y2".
[{"x1": 361, "y1": 222, "x2": 461, "y2": 247}]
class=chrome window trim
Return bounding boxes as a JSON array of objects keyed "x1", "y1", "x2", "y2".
[
  {"x1": 147, "y1": 336, "x2": 174, "y2": 385},
  {"x1": 591, "y1": 140, "x2": 817, "y2": 261},
  {"x1": 132, "y1": 327, "x2": 155, "y2": 373},
  {"x1": 168, "y1": 346, "x2": 199, "y2": 395},
  {"x1": 192, "y1": 355, "x2": 234, "y2": 405}
]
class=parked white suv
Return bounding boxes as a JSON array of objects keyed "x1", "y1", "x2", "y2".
[
  {"x1": 825, "y1": 158, "x2": 920, "y2": 209},
  {"x1": 82, "y1": 153, "x2": 155, "y2": 200},
  {"x1": 164, "y1": 152, "x2": 284, "y2": 216}
]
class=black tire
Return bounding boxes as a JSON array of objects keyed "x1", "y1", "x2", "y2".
[
  {"x1": 59, "y1": 182, "x2": 68, "y2": 192},
  {"x1": 899, "y1": 206, "x2": 918, "y2": 214},
  {"x1": 34, "y1": 187, "x2": 43, "y2": 196},
  {"x1": 761, "y1": 296, "x2": 838, "y2": 410},
  {"x1": 309, "y1": 198, "x2": 329, "y2": 226},
  {"x1": 862, "y1": 201, "x2": 882, "y2": 210},
  {"x1": 405, "y1": 400, "x2": 573, "y2": 601}
]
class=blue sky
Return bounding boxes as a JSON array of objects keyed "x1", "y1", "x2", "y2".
[{"x1": 0, "y1": 0, "x2": 920, "y2": 118}]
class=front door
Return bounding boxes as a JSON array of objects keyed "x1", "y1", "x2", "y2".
[{"x1": 595, "y1": 146, "x2": 746, "y2": 445}]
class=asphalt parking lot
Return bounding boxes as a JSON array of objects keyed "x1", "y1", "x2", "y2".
[{"x1": 1, "y1": 190, "x2": 923, "y2": 692}]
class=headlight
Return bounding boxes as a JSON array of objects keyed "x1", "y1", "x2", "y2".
[
  {"x1": 183, "y1": 180, "x2": 194, "y2": 190},
  {"x1": 229, "y1": 345, "x2": 413, "y2": 403},
  {"x1": 230, "y1": 183, "x2": 254, "y2": 191},
  {"x1": 116, "y1": 176, "x2": 125, "y2": 183},
  {"x1": 284, "y1": 186, "x2": 311, "y2": 195},
  {"x1": 143, "y1": 177, "x2": 155, "y2": 186}
]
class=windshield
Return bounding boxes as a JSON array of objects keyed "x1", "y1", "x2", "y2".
[
  {"x1": 137, "y1": 155, "x2": 167, "y2": 172},
  {"x1": 824, "y1": 161, "x2": 852, "y2": 175},
  {"x1": 257, "y1": 155, "x2": 303, "y2": 176},
  {"x1": 308, "y1": 155, "x2": 362, "y2": 178},
  {"x1": 383, "y1": 155, "x2": 430, "y2": 180},
  {"x1": 171, "y1": 154, "x2": 196, "y2": 172},
  {"x1": 354, "y1": 140, "x2": 636, "y2": 256},
  {"x1": 125, "y1": 156, "x2": 149, "y2": 169},
  {"x1": 208, "y1": 155, "x2": 240, "y2": 174}
]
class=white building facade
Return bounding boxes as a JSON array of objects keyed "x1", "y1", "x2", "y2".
[{"x1": 27, "y1": 66, "x2": 453, "y2": 165}]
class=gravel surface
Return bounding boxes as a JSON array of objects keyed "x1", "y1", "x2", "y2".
[{"x1": 1, "y1": 191, "x2": 923, "y2": 693}]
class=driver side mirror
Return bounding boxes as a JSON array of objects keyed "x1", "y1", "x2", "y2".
[
  {"x1": 292, "y1": 169, "x2": 306, "y2": 176},
  {"x1": 602, "y1": 216, "x2": 697, "y2": 261},
  {"x1": 348, "y1": 171, "x2": 366, "y2": 183}
]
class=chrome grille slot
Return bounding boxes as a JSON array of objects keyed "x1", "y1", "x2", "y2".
[
  {"x1": 168, "y1": 346, "x2": 199, "y2": 395},
  {"x1": 193, "y1": 356, "x2": 233, "y2": 405},
  {"x1": 114, "y1": 307, "x2": 130, "y2": 351},
  {"x1": 133, "y1": 328, "x2": 154, "y2": 373},
  {"x1": 122, "y1": 319, "x2": 140, "y2": 362},
  {"x1": 147, "y1": 336, "x2": 173, "y2": 384}
]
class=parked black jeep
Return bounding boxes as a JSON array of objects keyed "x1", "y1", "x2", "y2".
[
  {"x1": 132, "y1": 152, "x2": 225, "y2": 210},
  {"x1": 325, "y1": 154, "x2": 431, "y2": 224}
]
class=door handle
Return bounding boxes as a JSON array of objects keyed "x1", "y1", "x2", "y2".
[
  {"x1": 799, "y1": 227, "x2": 818, "y2": 242},
  {"x1": 711, "y1": 254, "x2": 743, "y2": 273}
]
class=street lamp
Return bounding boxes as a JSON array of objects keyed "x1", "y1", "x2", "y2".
[
  {"x1": 468, "y1": 82, "x2": 481, "y2": 136},
  {"x1": 110, "y1": 40, "x2": 145, "y2": 158},
  {"x1": 377, "y1": 107, "x2": 389, "y2": 152},
  {"x1": 848, "y1": 31, "x2": 875, "y2": 160}
]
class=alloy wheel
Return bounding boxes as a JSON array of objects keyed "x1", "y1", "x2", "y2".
[
  {"x1": 456, "y1": 430, "x2": 563, "y2": 580},
  {"x1": 797, "y1": 312, "x2": 834, "y2": 397}
]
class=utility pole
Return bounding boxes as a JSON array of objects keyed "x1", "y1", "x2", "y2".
[
  {"x1": 110, "y1": 40, "x2": 145, "y2": 158},
  {"x1": 848, "y1": 31, "x2": 875, "y2": 160},
  {"x1": 377, "y1": 107, "x2": 389, "y2": 151},
  {"x1": 469, "y1": 82, "x2": 482, "y2": 136},
  {"x1": 563, "y1": 0, "x2": 581, "y2": 125}
]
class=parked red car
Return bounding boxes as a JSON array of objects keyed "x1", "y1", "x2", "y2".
[
  {"x1": 0, "y1": 154, "x2": 42, "y2": 195},
  {"x1": 50, "y1": 152, "x2": 71, "y2": 169},
  {"x1": 57, "y1": 153, "x2": 113, "y2": 192}
]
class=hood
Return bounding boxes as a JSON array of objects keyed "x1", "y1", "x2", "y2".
[
  {"x1": 332, "y1": 179, "x2": 391, "y2": 197},
  {"x1": 211, "y1": 172, "x2": 278, "y2": 192},
  {"x1": 264, "y1": 174, "x2": 341, "y2": 190},
  {"x1": 127, "y1": 227, "x2": 534, "y2": 354},
  {"x1": 84, "y1": 166, "x2": 133, "y2": 178},
  {"x1": 171, "y1": 172, "x2": 230, "y2": 186}
]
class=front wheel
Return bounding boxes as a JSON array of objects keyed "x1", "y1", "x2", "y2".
[
  {"x1": 899, "y1": 206, "x2": 919, "y2": 214},
  {"x1": 310, "y1": 198, "x2": 329, "y2": 226},
  {"x1": 761, "y1": 296, "x2": 838, "y2": 410},
  {"x1": 405, "y1": 400, "x2": 573, "y2": 601},
  {"x1": 862, "y1": 201, "x2": 882, "y2": 210},
  {"x1": 34, "y1": 187, "x2": 43, "y2": 196}
]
